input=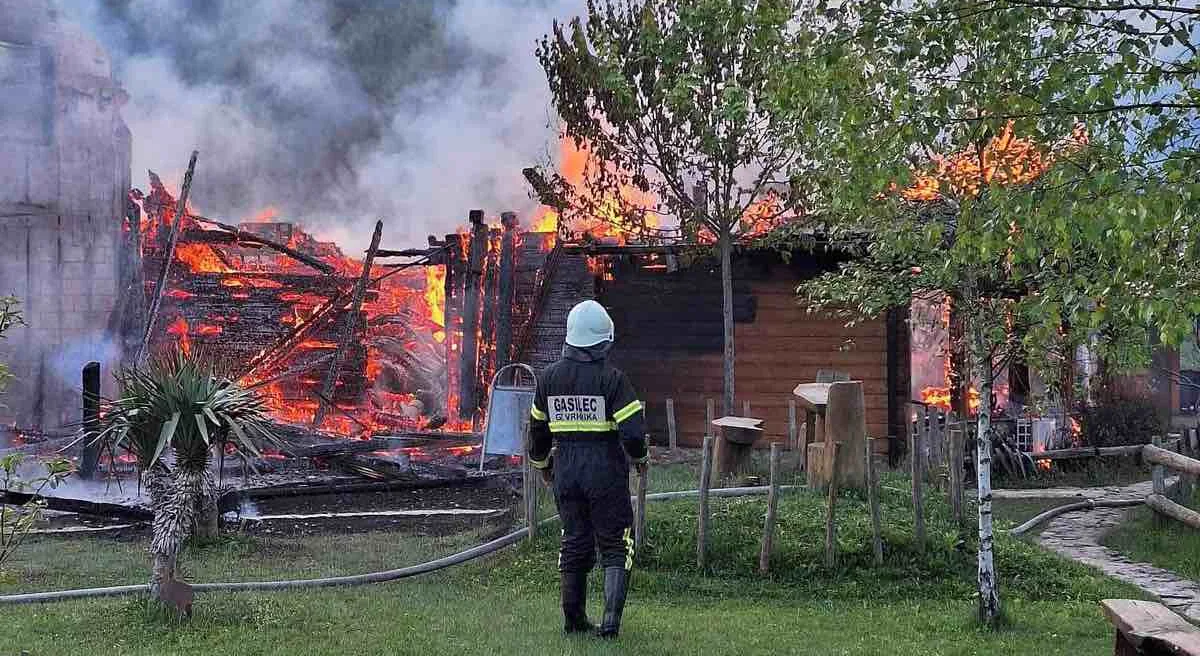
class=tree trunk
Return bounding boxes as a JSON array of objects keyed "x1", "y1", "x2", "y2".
[
  {"x1": 150, "y1": 467, "x2": 203, "y2": 605},
  {"x1": 143, "y1": 463, "x2": 174, "y2": 599},
  {"x1": 719, "y1": 228, "x2": 735, "y2": 417},
  {"x1": 195, "y1": 468, "x2": 219, "y2": 540},
  {"x1": 971, "y1": 317, "x2": 1002, "y2": 626}
]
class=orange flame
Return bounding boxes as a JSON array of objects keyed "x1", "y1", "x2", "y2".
[
  {"x1": 166, "y1": 317, "x2": 191, "y2": 355},
  {"x1": 892, "y1": 121, "x2": 1088, "y2": 201}
]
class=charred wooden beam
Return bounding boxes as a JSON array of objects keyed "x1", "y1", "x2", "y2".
[
  {"x1": 189, "y1": 216, "x2": 336, "y2": 275},
  {"x1": 78, "y1": 362, "x2": 101, "y2": 480},
  {"x1": 313, "y1": 220, "x2": 384, "y2": 428},
  {"x1": 375, "y1": 248, "x2": 440, "y2": 258},
  {"x1": 137, "y1": 150, "x2": 198, "y2": 363},
  {"x1": 458, "y1": 210, "x2": 488, "y2": 422},
  {"x1": 0, "y1": 489, "x2": 153, "y2": 521},
  {"x1": 495, "y1": 213, "x2": 518, "y2": 370},
  {"x1": 443, "y1": 232, "x2": 465, "y2": 421},
  {"x1": 479, "y1": 227, "x2": 501, "y2": 396}
]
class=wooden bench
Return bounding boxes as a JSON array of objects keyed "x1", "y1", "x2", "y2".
[{"x1": 1101, "y1": 599, "x2": 1200, "y2": 655}]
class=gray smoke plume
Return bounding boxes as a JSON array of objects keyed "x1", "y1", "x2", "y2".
[{"x1": 69, "y1": 0, "x2": 579, "y2": 246}]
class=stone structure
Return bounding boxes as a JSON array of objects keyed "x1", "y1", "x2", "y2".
[{"x1": 0, "y1": 0, "x2": 131, "y2": 434}]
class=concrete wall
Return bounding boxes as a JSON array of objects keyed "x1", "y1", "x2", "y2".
[{"x1": 0, "y1": 2, "x2": 131, "y2": 434}]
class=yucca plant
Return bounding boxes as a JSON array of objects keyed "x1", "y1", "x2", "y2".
[{"x1": 95, "y1": 350, "x2": 279, "y2": 605}]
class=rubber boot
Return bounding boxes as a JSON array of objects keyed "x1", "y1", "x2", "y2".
[
  {"x1": 596, "y1": 566, "x2": 629, "y2": 639},
  {"x1": 561, "y1": 571, "x2": 594, "y2": 634}
]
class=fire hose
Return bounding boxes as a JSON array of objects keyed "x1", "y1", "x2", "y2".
[
  {"x1": 0, "y1": 484, "x2": 799, "y2": 605},
  {"x1": 1007, "y1": 497, "x2": 1145, "y2": 537}
]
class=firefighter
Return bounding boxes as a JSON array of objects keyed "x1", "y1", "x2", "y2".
[{"x1": 528, "y1": 299, "x2": 648, "y2": 639}]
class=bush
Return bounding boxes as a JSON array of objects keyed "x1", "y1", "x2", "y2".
[{"x1": 1077, "y1": 398, "x2": 1164, "y2": 447}]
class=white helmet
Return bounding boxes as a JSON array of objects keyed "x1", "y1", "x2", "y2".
[{"x1": 565, "y1": 300, "x2": 615, "y2": 348}]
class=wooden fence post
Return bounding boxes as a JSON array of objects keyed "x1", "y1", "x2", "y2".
[
  {"x1": 635, "y1": 464, "x2": 649, "y2": 554},
  {"x1": 804, "y1": 410, "x2": 816, "y2": 472},
  {"x1": 1189, "y1": 428, "x2": 1200, "y2": 501},
  {"x1": 666, "y1": 398, "x2": 678, "y2": 450},
  {"x1": 706, "y1": 398, "x2": 715, "y2": 427},
  {"x1": 697, "y1": 435, "x2": 714, "y2": 570},
  {"x1": 825, "y1": 442, "x2": 842, "y2": 568},
  {"x1": 788, "y1": 400, "x2": 798, "y2": 453},
  {"x1": 866, "y1": 437, "x2": 884, "y2": 566},
  {"x1": 1152, "y1": 435, "x2": 1167, "y2": 529},
  {"x1": 948, "y1": 412, "x2": 963, "y2": 527},
  {"x1": 523, "y1": 413, "x2": 537, "y2": 543},
  {"x1": 759, "y1": 443, "x2": 781, "y2": 574},
  {"x1": 911, "y1": 407, "x2": 926, "y2": 554},
  {"x1": 743, "y1": 400, "x2": 751, "y2": 417}
]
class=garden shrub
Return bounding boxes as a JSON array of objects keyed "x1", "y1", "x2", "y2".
[{"x1": 1077, "y1": 398, "x2": 1164, "y2": 447}]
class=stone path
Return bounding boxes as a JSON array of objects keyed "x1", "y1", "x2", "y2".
[{"x1": 1031, "y1": 480, "x2": 1200, "y2": 624}]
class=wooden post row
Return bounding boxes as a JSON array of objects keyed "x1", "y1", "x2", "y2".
[
  {"x1": 697, "y1": 435, "x2": 714, "y2": 569},
  {"x1": 759, "y1": 443, "x2": 781, "y2": 574}
]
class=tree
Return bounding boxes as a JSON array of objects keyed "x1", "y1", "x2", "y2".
[
  {"x1": 95, "y1": 351, "x2": 280, "y2": 610},
  {"x1": 796, "y1": 1, "x2": 1198, "y2": 626},
  {"x1": 532, "y1": 0, "x2": 848, "y2": 416}
]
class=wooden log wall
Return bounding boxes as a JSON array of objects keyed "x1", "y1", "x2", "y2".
[
  {"x1": 600, "y1": 251, "x2": 903, "y2": 452},
  {"x1": 442, "y1": 214, "x2": 529, "y2": 424}
]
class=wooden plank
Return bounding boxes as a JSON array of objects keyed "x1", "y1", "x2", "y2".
[
  {"x1": 137, "y1": 150, "x2": 198, "y2": 364},
  {"x1": 706, "y1": 398, "x2": 715, "y2": 429},
  {"x1": 1153, "y1": 436, "x2": 1168, "y2": 529},
  {"x1": 759, "y1": 443, "x2": 781, "y2": 574},
  {"x1": 787, "y1": 400, "x2": 798, "y2": 453},
  {"x1": 666, "y1": 398, "x2": 678, "y2": 450},
  {"x1": 313, "y1": 219, "x2": 383, "y2": 428},
  {"x1": 1101, "y1": 599, "x2": 1200, "y2": 655},
  {"x1": 1147, "y1": 493, "x2": 1200, "y2": 530}
]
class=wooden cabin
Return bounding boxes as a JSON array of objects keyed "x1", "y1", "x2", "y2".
[{"x1": 514, "y1": 241, "x2": 910, "y2": 461}]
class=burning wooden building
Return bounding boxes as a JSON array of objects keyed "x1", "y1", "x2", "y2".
[{"x1": 508, "y1": 238, "x2": 911, "y2": 461}]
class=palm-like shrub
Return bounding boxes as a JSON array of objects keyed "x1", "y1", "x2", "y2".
[{"x1": 95, "y1": 351, "x2": 279, "y2": 604}]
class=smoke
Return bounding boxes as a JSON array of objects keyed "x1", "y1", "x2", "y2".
[{"x1": 68, "y1": 0, "x2": 580, "y2": 246}]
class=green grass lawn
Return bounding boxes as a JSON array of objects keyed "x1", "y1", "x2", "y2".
[
  {"x1": 1101, "y1": 490, "x2": 1200, "y2": 581},
  {"x1": 0, "y1": 470, "x2": 1142, "y2": 655}
]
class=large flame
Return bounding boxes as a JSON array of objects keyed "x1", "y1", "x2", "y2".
[{"x1": 892, "y1": 121, "x2": 1088, "y2": 201}]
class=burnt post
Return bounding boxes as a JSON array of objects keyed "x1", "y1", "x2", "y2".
[
  {"x1": 495, "y1": 212, "x2": 519, "y2": 371},
  {"x1": 443, "y1": 232, "x2": 464, "y2": 421},
  {"x1": 479, "y1": 225, "x2": 503, "y2": 401},
  {"x1": 313, "y1": 220, "x2": 383, "y2": 428},
  {"x1": 458, "y1": 210, "x2": 488, "y2": 423},
  {"x1": 78, "y1": 361, "x2": 102, "y2": 480},
  {"x1": 137, "y1": 150, "x2": 198, "y2": 363}
]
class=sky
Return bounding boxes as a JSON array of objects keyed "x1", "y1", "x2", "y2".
[{"x1": 68, "y1": 0, "x2": 583, "y2": 247}]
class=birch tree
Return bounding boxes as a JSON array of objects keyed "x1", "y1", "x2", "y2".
[
  {"x1": 531, "y1": 0, "x2": 855, "y2": 416},
  {"x1": 797, "y1": 0, "x2": 1199, "y2": 626}
]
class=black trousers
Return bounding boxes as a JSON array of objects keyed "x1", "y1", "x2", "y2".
[{"x1": 552, "y1": 440, "x2": 634, "y2": 573}]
